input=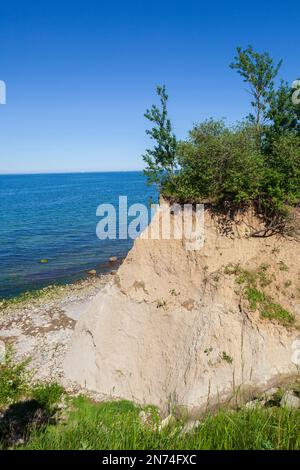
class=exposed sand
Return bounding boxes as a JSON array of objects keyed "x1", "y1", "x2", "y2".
[
  {"x1": 64, "y1": 208, "x2": 300, "y2": 412},
  {"x1": 0, "y1": 274, "x2": 113, "y2": 384}
]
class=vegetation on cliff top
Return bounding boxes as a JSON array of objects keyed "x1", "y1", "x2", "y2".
[{"x1": 143, "y1": 47, "x2": 300, "y2": 236}]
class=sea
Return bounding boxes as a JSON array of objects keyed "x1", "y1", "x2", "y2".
[{"x1": 0, "y1": 172, "x2": 157, "y2": 298}]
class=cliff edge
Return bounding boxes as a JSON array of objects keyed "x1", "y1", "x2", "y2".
[{"x1": 64, "y1": 207, "x2": 300, "y2": 413}]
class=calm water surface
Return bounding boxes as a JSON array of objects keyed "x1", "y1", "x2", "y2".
[{"x1": 0, "y1": 172, "x2": 157, "y2": 298}]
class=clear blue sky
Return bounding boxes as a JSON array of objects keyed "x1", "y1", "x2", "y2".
[{"x1": 0, "y1": 0, "x2": 298, "y2": 174}]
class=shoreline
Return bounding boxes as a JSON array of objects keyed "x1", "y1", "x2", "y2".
[
  {"x1": 0, "y1": 256, "x2": 125, "y2": 302},
  {"x1": 0, "y1": 271, "x2": 113, "y2": 386}
]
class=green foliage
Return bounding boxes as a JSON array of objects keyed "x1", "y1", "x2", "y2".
[
  {"x1": 0, "y1": 356, "x2": 299, "y2": 450},
  {"x1": 19, "y1": 396, "x2": 300, "y2": 450},
  {"x1": 264, "y1": 133, "x2": 300, "y2": 208},
  {"x1": 31, "y1": 383, "x2": 64, "y2": 412},
  {"x1": 245, "y1": 285, "x2": 294, "y2": 326},
  {"x1": 0, "y1": 345, "x2": 30, "y2": 406},
  {"x1": 0, "y1": 349, "x2": 65, "y2": 449},
  {"x1": 245, "y1": 287, "x2": 268, "y2": 310},
  {"x1": 230, "y1": 45, "x2": 282, "y2": 133},
  {"x1": 174, "y1": 120, "x2": 264, "y2": 205},
  {"x1": 143, "y1": 85, "x2": 178, "y2": 188},
  {"x1": 224, "y1": 264, "x2": 295, "y2": 326},
  {"x1": 221, "y1": 352, "x2": 233, "y2": 364},
  {"x1": 0, "y1": 285, "x2": 63, "y2": 311},
  {"x1": 266, "y1": 81, "x2": 300, "y2": 137},
  {"x1": 173, "y1": 118, "x2": 300, "y2": 225},
  {"x1": 142, "y1": 48, "x2": 300, "y2": 234},
  {"x1": 261, "y1": 301, "x2": 295, "y2": 325}
]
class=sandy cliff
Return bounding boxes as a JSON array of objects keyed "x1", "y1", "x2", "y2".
[{"x1": 64, "y1": 207, "x2": 300, "y2": 413}]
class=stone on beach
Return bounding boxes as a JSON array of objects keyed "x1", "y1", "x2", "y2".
[
  {"x1": 87, "y1": 269, "x2": 97, "y2": 276},
  {"x1": 280, "y1": 391, "x2": 300, "y2": 409}
]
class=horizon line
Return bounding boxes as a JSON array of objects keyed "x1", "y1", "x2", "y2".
[{"x1": 0, "y1": 169, "x2": 144, "y2": 176}]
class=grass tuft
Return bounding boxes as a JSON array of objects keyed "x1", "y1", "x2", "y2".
[
  {"x1": 224, "y1": 263, "x2": 295, "y2": 326},
  {"x1": 0, "y1": 353, "x2": 300, "y2": 450},
  {"x1": 21, "y1": 396, "x2": 300, "y2": 450}
]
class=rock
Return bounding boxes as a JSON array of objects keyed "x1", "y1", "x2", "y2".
[
  {"x1": 280, "y1": 391, "x2": 300, "y2": 409},
  {"x1": 181, "y1": 420, "x2": 201, "y2": 434},
  {"x1": 87, "y1": 269, "x2": 97, "y2": 276},
  {"x1": 263, "y1": 387, "x2": 279, "y2": 399},
  {"x1": 39, "y1": 259, "x2": 49, "y2": 263},
  {"x1": 109, "y1": 256, "x2": 118, "y2": 263},
  {"x1": 0, "y1": 340, "x2": 6, "y2": 363}
]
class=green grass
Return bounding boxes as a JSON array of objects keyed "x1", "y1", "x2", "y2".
[
  {"x1": 261, "y1": 302, "x2": 295, "y2": 325},
  {"x1": 245, "y1": 287, "x2": 267, "y2": 310},
  {"x1": 1, "y1": 346, "x2": 300, "y2": 450},
  {"x1": 224, "y1": 263, "x2": 295, "y2": 327},
  {"x1": 224, "y1": 263, "x2": 272, "y2": 289},
  {"x1": 220, "y1": 351, "x2": 233, "y2": 364},
  {"x1": 246, "y1": 288, "x2": 295, "y2": 326},
  {"x1": 0, "y1": 347, "x2": 65, "y2": 449},
  {"x1": 0, "y1": 285, "x2": 63, "y2": 310},
  {"x1": 20, "y1": 396, "x2": 300, "y2": 450},
  {"x1": 0, "y1": 345, "x2": 31, "y2": 406},
  {"x1": 31, "y1": 383, "x2": 64, "y2": 412}
]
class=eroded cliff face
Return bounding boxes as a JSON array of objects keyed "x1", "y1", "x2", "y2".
[{"x1": 64, "y1": 208, "x2": 300, "y2": 413}]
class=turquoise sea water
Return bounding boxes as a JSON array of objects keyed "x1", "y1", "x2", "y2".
[{"x1": 0, "y1": 172, "x2": 157, "y2": 298}]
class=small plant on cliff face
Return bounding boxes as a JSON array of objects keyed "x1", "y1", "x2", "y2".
[
  {"x1": 157, "y1": 299, "x2": 167, "y2": 309},
  {"x1": 245, "y1": 287, "x2": 294, "y2": 326},
  {"x1": 204, "y1": 347, "x2": 213, "y2": 355},
  {"x1": 261, "y1": 302, "x2": 294, "y2": 326},
  {"x1": 169, "y1": 289, "x2": 180, "y2": 297},
  {"x1": 278, "y1": 260, "x2": 289, "y2": 272},
  {"x1": 224, "y1": 263, "x2": 241, "y2": 276},
  {"x1": 221, "y1": 351, "x2": 233, "y2": 364},
  {"x1": 224, "y1": 263, "x2": 272, "y2": 289},
  {"x1": 225, "y1": 263, "x2": 295, "y2": 327},
  {"x1": 246, "y1": 287, "x2": 266, "y2": 310}
]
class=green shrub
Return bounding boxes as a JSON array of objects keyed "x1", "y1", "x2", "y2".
[
  {"x1": 245, "y1": 287, "x2": 267, "y2": 310},
  {"x1": 0, "y1": 345, "x2": 30, "y2": 407},
  {"x1": 246, "y1": 287, "x2": 294, "y2": 326},
  {"x1": 32, "y1": 383, "x2": 64, "y2": 412},
  {"x1": 143, "y1": 48, "x2": 300, "y2": 232},
  {"x1": 172, "y1": 121, "x2": 265, "y2": 206},
  {"x1": 261, "y1": 302, "x2": 295, "y2": 325}
]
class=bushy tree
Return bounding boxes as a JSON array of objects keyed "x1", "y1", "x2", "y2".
[
  {"x1": 264, "y1": 133, "x2": 300, "y2": 209},
  {"x1": 266, "y1": 81, "x2": 300, "y2": 137},
  {"x1": 230, "y1": 46, "x2": 282, "y2": 136},
  {"x1": 143, "y1": 85, "x2": 178, "y2": 188},
  {"x1": 142, "y1": 48, "x2": 300, "y2": 236},
  {"x1": 174, "y1": 120, "x2": 264, "y2": 205}
]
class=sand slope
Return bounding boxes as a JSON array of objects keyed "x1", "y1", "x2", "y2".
[{"x1": 64, "y1": 208, "x2": 300, "y2": 412}]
